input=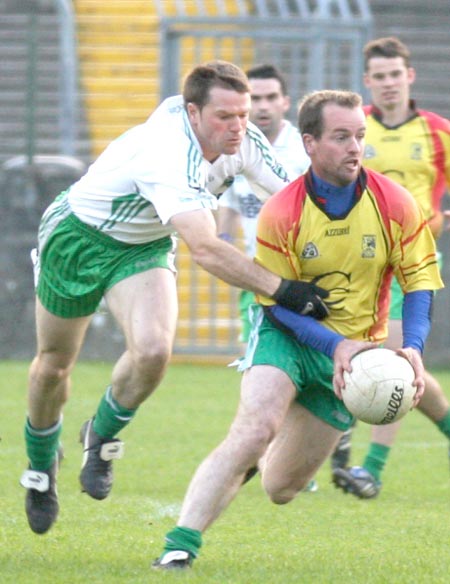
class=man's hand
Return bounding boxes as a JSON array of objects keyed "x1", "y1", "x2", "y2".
[
  {"x1": 272, "y1": 279, "x2": 330, "y2": 320},
  {"x1": 332, "y1": 339, "x2": 378, "y2": 399},
  {"x1": 396, "y1": 347, "x2": 425, "y2": 406}
]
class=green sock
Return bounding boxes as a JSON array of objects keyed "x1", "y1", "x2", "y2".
[
  {"x1": 25, "y1": 417, "x2": 62, "y2": 471},
  {"x1": 93, "y1": 386, "x2": 137, "y2": 439},
  {"x1": 362, "y1": 443, "x2": 390, "y2": 482},
  {"x1": 164, "y1": 526, "x2": 202, "y2": 558},
  {"x1": 435, "y1": 408, "x2": 450, "y2": 440}
]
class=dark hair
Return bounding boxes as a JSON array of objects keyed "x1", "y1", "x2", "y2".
[
  {"x1": 183, "y1": 60, "x2": 250, "y2": 109},
  {"x1": 245, "y1": 64, "x2": 288, "y2": 95},
  {"x1": 298, "y1": 90, "x2": 363, "y2": 138},
  {"x1": 363, "y1": 37, "x2": 411, "y2": 71}
]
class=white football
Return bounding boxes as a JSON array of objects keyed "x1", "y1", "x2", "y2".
[{"x1": 342, "y1": 348, "x2": 416, "y2": 425}]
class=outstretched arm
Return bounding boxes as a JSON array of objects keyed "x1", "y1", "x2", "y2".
[
  {"x1": 171, "y1": 208, "x2": 329, "y2": 318},
  {"x1": 172, "y1": 208, "x2": 280, "y2": 294}
]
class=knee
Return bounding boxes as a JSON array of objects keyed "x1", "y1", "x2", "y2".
[
  {"x1": 267, "y1": 489, "x2": 297, "y2": 505},
  {"x1": 29, "y1": 355, "x2": 73, "y2": 407},
  {"x1": 32, "y1": 355, "x2": 72, "y2": 388},
  {"x1": 263, "y1": 476, "x2": 309, "y2": 505},
  {"x1": 130, "y1": 341, "x2": 171, "y2": 377},
  {"x1": 263, "y1": 484, "x2": 306, "y2": 505},
  {"x1": 229, "y1": 421, "x2": 277, "y2": 470}
]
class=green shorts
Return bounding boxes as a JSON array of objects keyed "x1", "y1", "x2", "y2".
[
  {"x1": 36, "y1": 213, "x2": 176, "y2": 318},
  {"x1": 238, "y1": 305, "x2": 354, "y2": 431},
  {"x1": 238, "y1": 290, "x2": 256, "y2": 343},
  {"x1": 389, "y1": 251, "x2": 442, "y2": 320}
]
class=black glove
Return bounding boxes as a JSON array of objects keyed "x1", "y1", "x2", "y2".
[{"x1": 272, "y1": 279, "x2": 330, "y2": 320}]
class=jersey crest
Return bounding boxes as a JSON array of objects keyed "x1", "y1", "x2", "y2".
[
  {"x1": 301, "y1": 242, "x2": 319, "y2": 259},
  {"x1": 361, "y1": 235, "x2": 376, "y2": 258}
]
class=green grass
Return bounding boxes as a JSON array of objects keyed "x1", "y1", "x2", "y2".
[{"x1": 0, "y1": 361, "x2": 449, "y2": 583}]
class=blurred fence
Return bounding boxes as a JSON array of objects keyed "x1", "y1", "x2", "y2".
[{"x1": 1, "y1": 0, "x2": 450, "y2": 365}]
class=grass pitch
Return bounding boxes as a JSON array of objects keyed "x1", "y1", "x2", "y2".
[{"x1": 0, "y1": 361, "x2": 449, "y2": 583}]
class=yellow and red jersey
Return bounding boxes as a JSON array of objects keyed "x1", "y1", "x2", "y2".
[
  {"x1": 363, "y1": 103, "x2": 450, "y2": 237},
  {"x1": 255, "y1": 168, "x2": 443, "y2": 343}
]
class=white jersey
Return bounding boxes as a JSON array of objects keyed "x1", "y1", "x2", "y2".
[
  {"x1": 41, "y1": 95, "x2": 289, "y2": 246},
  {"x1": 218, "y1": 120, "x2": 309, "y2": 256}
]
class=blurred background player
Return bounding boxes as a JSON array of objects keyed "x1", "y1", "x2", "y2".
[
  {"x1": 217, "y1": 65, "x2": 316, "y2": 492},
  {"x1": 332, "y1": 36, "x2": 450, "y2": 498},
  {"x1": 217, "y1": 64, "x2": 310, "y2": 348}
]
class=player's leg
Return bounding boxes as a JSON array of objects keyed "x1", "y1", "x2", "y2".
[
  {"x1": 375, "y1": 280, "x2": 450, "y2": 472},
  {"x1": 153, "y1": 364, "x2": 296, "y2": 569},
  {"x1": 153, "y1": 316, "x2": 353, "y2": 569},
  {"x1": 107, "y1": 267, "x2": 178, "y2": 407},
  {"x1": 361, "y1": 338, "x2": 450, "y2": 483},
  {"x1": 330, "y1": 425, "x2": 354, "y2": 471},
  {"x1": 332, "y1": 319, "x2": 402, "y2": 498},
  {"x1": 417, "y1": 369, "x2": 450, "y2": 419},
  {"x1": 335, "y1": 315, "x2": 450, "y2": 497},
  {"x1": 29, "y1": 299, "x2": 92, "y2": 427},
  {"x1": 80, "y1": 267, "x2": 178, "y2": 499},
  {"x1": 21, "y1": 209, "x2": 110, "y2": 532},
  {"x1": 21, "y1": 298, "x2": 92, "y2": 534},
  {"x1": 333, "y1": 426, "x2": 402, "y2": 499},
  {"x1": 416, "y1": 370, "x2": 450, "y2": 468},
  {"x1": 359, "y1": 369, "x2": 450, "y2": 483},
  {"x1": 263, "y1": 344, "x2": 354, "y2": 501},
  {"x1": 414, "y1": 250, "x2": 450, "y2": 460},
  {"x1": 261, "y1": 401, "x2": 342, "y2": 503}
]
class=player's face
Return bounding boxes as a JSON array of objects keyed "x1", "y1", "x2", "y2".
[
  {"x1": 364, "y1": 57, "x2": 415, "y2": 111},
  {"x1": 187, "y1": 87, "x2": 250, "y2": 162},
  {"x1": 249, "y1": 78, "x2": 290, "y2": 143},
  {"x1": 303, "y1": 104, "x2": 366, "y2": 187}
]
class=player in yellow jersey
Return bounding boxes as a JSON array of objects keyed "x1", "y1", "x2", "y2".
[
  {"x1": 153, "y1": 90, "x2": 442, "y2": 570},
  {"x1": 332, "y1": 37, "x2": 450, "y2": 499}
]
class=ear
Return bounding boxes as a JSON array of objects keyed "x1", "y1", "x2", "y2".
[
  {"x1": 302, "y1": 133, "x2": 314, "y2": 156},
  {"x1": 363, "y1": 72, "x2": 370, "y2": 89},
  {"x1": 407, "y1": 66, "x2": 416, "y2": 85},
  {"x1": 186, "y1": 102, "x2": 198, "y2": 124}
]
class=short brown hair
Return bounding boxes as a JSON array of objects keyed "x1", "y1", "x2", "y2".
[
  {"x1": 246, "y1": 63, "x2": 288, "y2": 95},
  {"x1": 183, "y1": 60, "x2": 250, "y2": 109},
  {"x1": 363, "y1": 37, "x2": 411, "y2": 71},
  {"x1": 298, "y1": 90, "x2": 362, "y2": 138}
]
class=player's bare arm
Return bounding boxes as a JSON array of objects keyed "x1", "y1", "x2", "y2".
[
  {"x1": 171, "y1": 208, "x2": 281, "y2": 296},
  {"x1": 172, "y1": 208, "x2": 329, "y2": 318}
]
